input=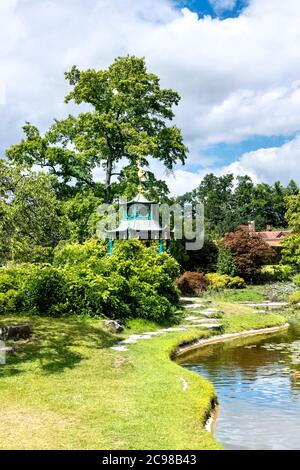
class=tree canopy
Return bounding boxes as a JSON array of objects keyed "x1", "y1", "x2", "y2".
[
  {"x1": 177, "y1": 173, "x2": 298, "y2": 237},
  {"x1": 7, "y1": 56, "x2": 187, "y2": 202}
]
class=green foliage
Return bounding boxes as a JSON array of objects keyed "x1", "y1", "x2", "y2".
[
  {"x1": 277, "y1": 191, "x2": 300, "y2": 272},
  {"x1": 205, "y1": 273, "x2": 245, "y2": 290},
  {"x1": 53, "y1": 239, "x2": 107, "y2": 268},
  {"x1": 293, "y1": 274, "x2": 300, "y2": 287},
  {"x1": 0, "y1": 161, "x2": 69, "y2": 264},
  {"x1": 260, "y1": 264, "x2": 294, "y2": 282},
  {"x1": 281, "y1": 235, "x2": 300, "y2": 271},
  {"x1": 177, "y1": 174, "x2": 298, "y2": 237},
  {"x1": 7, "y1": 56, "x2": 187, "y2": 203},
  {"x1": 264, "y1": 282, "x2": 298, "y2": 301},
  {"x1": 217, "y1": 245, "x2": 237, "y2": 276},
  {"x1": 0, "y1": 289, "x2": 19, "y2": 314},
  {"x1": 1, "y1": 240, "x2": 180, "y2": 323},
  {"x1": 285, "y1": 190, "x2": 300, "y2": 232},
  {"x1": 222, "y1": 226, "x2": 276, "y2": 281},
  {"x1": 62, "y1": 190, "x2": 103, "y2": 243},
  {"x1": 288, "y1": 290, "x2": 300, "y2": 305},
  {"x1": 176, "y1": 271, "x2": 208, "y2": 295},
  {"x1": 23, "y1": 265, "x2": 67, "y2": 316}
]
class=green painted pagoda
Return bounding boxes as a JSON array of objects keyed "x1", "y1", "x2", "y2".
[{"x1": 106, "y1": 162, "x2": 167, "y2": 255}]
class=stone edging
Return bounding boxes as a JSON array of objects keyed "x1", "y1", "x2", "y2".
[
  {"x1": 172, "y1": 322, "x2": 290, "y2": 358},
  {"x1": 171, "y1": 322, "x2": 290, "y2": 435}
]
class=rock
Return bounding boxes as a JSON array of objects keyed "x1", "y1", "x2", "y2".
[
  {"x1": 0, "y1": 324, "x2": 32, "y2": 341},
  {"x1": 102, "y1": 320, "x2": 124, "y2": 333}
]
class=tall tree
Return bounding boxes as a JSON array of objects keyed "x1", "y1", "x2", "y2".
[
  {"x1": 281, "y1": 189, "x2": 300, "y2": 270},
  {"x1": 7, "y1": 56, "x2": 187, "y2": 202},
  {"x1": 0, "y1": 160, "x2": 69, "y2": 264}
]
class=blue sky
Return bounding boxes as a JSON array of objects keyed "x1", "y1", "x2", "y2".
[
  {"x1": 1, "y1": 0, "x2": 300, "y2": 194},
  {"x1": 176, "y1": 0, "x2": 248, "y2": 19}
]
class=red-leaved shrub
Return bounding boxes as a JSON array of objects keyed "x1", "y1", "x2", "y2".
[{"x1": 176, "y1": 271, "x2": 207, "y2": 295}]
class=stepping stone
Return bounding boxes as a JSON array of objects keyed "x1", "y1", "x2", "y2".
[
  {"x1": 180, "y1": 297, "x2": 201, "y2": 302},
  {"x1": 143, "y1": 331, "x2": 163, "y2": 336},
  {"x1": 161, "y1": 327, "x2": 187, "y2": 332},
  {"x1": 199, "y1": 312, "x2": 219, "y2": 317},
  {"x1": 111, "y1": 345, "x2": 128, "y2": 351},
  {"x1": 189, "y1": 318, "x2": 218, "y2": 324},
  {"x1": 200, "y1": 323, "x2": 223, "y2": 329},
  {"x1": 186, "y1": 315, "x2": 199, "y2": 321},
  {"x1": 185, "y1": 304, "x2": 204, "y2": 309},
  {"x1": 201, "y1": 308, "x2": 220, "y2": 313},
  {"x1": 120, "y1": 338, "x2": 138, "y2": 344}
]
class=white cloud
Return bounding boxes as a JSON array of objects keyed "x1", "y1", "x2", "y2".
[
  {"x1": 1, "y1": 0, "x2": 300, "y2": 193},
  {"x1": 209, "y1": 0, "x2": 237, "y2": 13},
  {"x1": 166, "y1": 135, "x2": 300, "y2": 195}
]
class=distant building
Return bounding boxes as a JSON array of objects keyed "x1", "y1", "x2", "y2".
[
  {"x1": 256, "y1": 229, "x2": 292, "y2": 247},
  {"x1": 246, "y1": 221, "x2": 292, "y2": 247}
]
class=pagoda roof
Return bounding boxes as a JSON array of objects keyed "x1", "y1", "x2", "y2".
[
  {"x1": 106, "y1": 218, "x2": 164, "y2": 234},
  {"x1": 120, "y1": 192, "x2": 155, "y2": 205}
]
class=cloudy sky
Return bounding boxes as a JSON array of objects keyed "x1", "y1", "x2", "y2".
[{"x1": 1, "y1": 0, "x2": 300, "y2": 194}]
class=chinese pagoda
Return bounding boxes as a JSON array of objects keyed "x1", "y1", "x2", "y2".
[{"x1": 106, "y1": 162, "x2": 167, "y2": 255}]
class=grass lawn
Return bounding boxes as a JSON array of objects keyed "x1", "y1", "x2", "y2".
[
  {"x1": 203, "y1": 285, "x2": 267, "y2": 303},
  {"x1": 0, "y1": 303, "x2": 286, "y2": 450}
]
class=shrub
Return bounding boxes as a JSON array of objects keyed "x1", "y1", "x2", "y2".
[
  {"x1": 226, "y1": 276, "x2": 246, "y2": 289},
  {"x1": 0, "y1": 263, "x2": 38, "y2": 294},
  {"x1": 264, "y1": 282, "x2": 298, "y2": 301},
  {"x1": 260, "y1": 265, "x2": 294, "y2": 283},
  {"x1": 217, "y1": 245, "x2": 237, "y2": 276},
  {"x1": 64, "y1": 269, "x2": 131, "y2": 319},
  {"x1": 53, "y1": 239, "x2": 107, "y2": 268},
  {"x1": 3, "y1": 240, "x2": 181, "y2": 323},
  {"x1": 293, "y1": 274, "x2": 300, "y2": 287},
  {"x1": 0, "y1": 289, "x2": 20, "y2": 314},
  {"x1": 222, "y1": 226, "x2": 276, "y2": 281},
  {"x1": 129, "y1": 278, "x2": 175, "y2": 322},
  {"x1": 23, "y1": 265, "x2": 67, "y2": 315},
  {"x1": 288, "y1": 290, "x2": 300, "y2": 305},
  {"x1": 205, "y1": 273, "x2": 245, "y2": 290},
  {"x1": 280, "y1": 235, "x2": 300, "y2": 271},
  {"x1": 0, "y1": 272, "x2": 16, "y2": 293},
  {"x1": 176, "y1": 271, "x2": 207, "y2": 295}
]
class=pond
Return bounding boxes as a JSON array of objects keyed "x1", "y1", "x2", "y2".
[{"x1": 178, "y1": 320, "x2": 300, "y2": 450}]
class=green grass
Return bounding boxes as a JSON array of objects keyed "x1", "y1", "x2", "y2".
[
  {"x1": 0, "y1": 303, "x2": 286, "y2": 450},
  {"x1": 202, "y1": 285, "x2": 267, "y2": 303}
]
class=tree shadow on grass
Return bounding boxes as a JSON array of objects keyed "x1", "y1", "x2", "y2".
[{"x1": 0, "y1": 316, "x2": 117, "y2": 377}]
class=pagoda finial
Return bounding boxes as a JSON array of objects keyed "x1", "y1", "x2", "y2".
[{"x1": 137, "y1": 159, "x2": 147, "y2": 193}]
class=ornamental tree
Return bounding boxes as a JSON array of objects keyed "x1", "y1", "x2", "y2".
[{"x1": 222, "y1": 226, "x2": 276, "y2": 281}]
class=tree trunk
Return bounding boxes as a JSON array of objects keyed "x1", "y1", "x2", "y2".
[
  {"x1": 105, "y1": 156, "x2": 113, "y2": 203},
  {"x1": 0, "y1": 324, "x2": 32, "y2": 341}
]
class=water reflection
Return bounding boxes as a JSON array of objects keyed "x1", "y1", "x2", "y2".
[{"x1": 178, "y1": 320, "x2": 300, "y2": 450}]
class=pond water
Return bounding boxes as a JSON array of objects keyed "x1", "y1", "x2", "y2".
[{"x1": 178, "y1": 320, "x2": 300, "y2": 450}]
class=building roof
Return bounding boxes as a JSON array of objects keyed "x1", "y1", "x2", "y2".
[
  {"x1": 106, "y1": 218, "x2": 165, "y2": 235},
  {"x1": 120, "y1": 193, "x2": 155, "y2": 205},
  {"x1": 256, "y1": 230, "x2": 292, "y2": 246}
]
